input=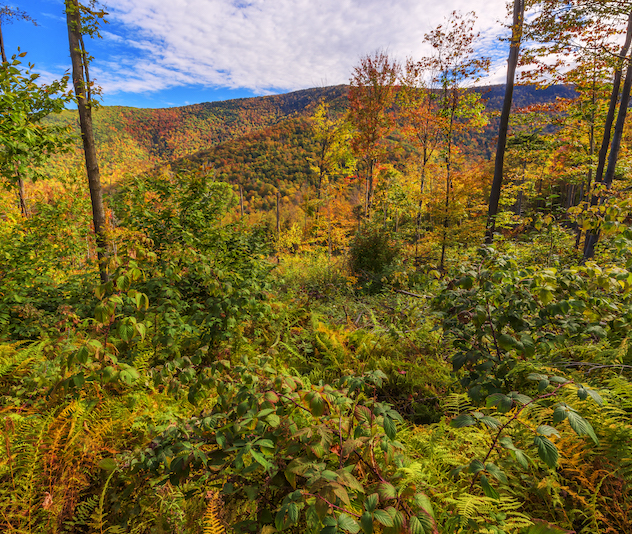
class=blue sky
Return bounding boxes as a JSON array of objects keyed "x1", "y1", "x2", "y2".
[{"x1": 8, "y1": 0, "x2": 511, "y2": 108}]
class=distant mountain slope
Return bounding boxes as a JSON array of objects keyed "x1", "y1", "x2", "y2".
[
  {"x1": 45, "y1": 85, "x2": 349, "y2": 181},
  {"x1": 478, "y1": 84, "x2": 577, "y2": 111},
  {"x1": 45, "y1": 84, "x2": 574, "y2": 183},
  {"x1": 167, "y1": 84, "x2": 576, "y2": 214},
  {"x1": 174, "y1": 117, "x2": 319, "y2": 213}
]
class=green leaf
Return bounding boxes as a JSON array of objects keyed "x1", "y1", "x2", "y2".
[
  {"x1": 536, "y1": 425, "x2": 560, "y2": 438},
  {"x1": 480, "y1": 474, "x2": 499, "y2": 499},
  {"x1": 508, "y1": 392, "x2": 532, "y2": 405},
  {"x1": 520, "y1": 333, "x2": 536, "y2": 357},
  {"x1": 385, "y1": 508, "x2": 404, "y2": 532},
  {"x1": 586, "y1": 388, "x2": 603, "y2": 405},
  {"x1": 451, "y1": 414, "x2": 476, "y2": 428},
  {"x1": 310, "y1": 394, "x2": 325, "y2": 417},
  {"x1": 250, "y1": 448, "x2": 272, "y2": 470},
  {"x1": 552, "y1": 405, "x2": 568, "y2": 424},
  {"x1": 266, "y1": 414, "x2": 281, "y2": 427},
  {"x1": 337, "y1": 470, "x2": 364, "y2": 492},
  {"x1": 485, "y1": 463, "x2": 508, "y2": 484},
  {"x1": 337, "y1": 513, "x2": 360, "y2": 533},
  {"x1": 498, "y1": 333, "x2": 517, "y2": 351},
  {"x1": 373, "y1": 509, "x2": 393, "y2": 527},
  {"x1": 383, "y1": 416, "x2": 396, "y2": 440},
  {"x1": 118, "y1": 367, "x2": 140, "y2": 386},
  {"x1": 118, "y1": 321, "x2": 135, "y2": 342},
  {"x1": 534, "y1": 436, "x2": 558, "y2": 468},
  {"x1": 480, "y1": 416, "x2": 501, "y2": 429},
  {"x1": 468, "y1": 459, "x2": 485, "y2": 474},
  {"x1": 332, "y1": 484, "x2": 351, "y2": 505},
  {"x1": 499, "y1": 436, "x2": 529, "y2": 467},
  {"x1": 288, "y1": 503, "x2": 299, "y2": 525},
  {"x1": 75, "y1": 346, "x2": 89, "y2": 365},
  {"x1": 528, "y1": 373, "x2": 548, "y2": 382},
  {"x1": 414, "y1": 493, "x2": 435, "y2": 520},
  {"x1": 409, "y1": 516, "x2": 425, "y2": 534},
  {"x1": 548, "y1": 376, "x2": 567, "y2": 384},
  {"x1": 364, "y1": 493, "x2": 378, "y2": 513},
  {"x1": 98, "y1": 458, "x2": 117, "y2": 471},
  {"x1": 514, "y1": 449, "x2": 529, "y2": 469},
  {"x1": 567, "y1": 411, "x2": 599, "y2": 444},
  {"x1": 378, "y1": 482, "x2": 397, "y2": 500},
  {"x1": 360, "y1": 512, "x2": 373, "y2": 534},
  {"x1": 486, "y1": 393, "x2": 512, "y2": 412}
]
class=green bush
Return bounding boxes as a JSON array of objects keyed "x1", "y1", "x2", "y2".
[{"x1": 348, "y1": 227, "x2": 401, "y2": 289}]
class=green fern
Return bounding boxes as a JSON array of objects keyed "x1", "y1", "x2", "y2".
[{"x1": 0, "y1": 341, "x2": 39, "y2": 383}]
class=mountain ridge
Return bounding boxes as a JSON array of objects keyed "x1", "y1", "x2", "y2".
[{"x1": 45, "y1": 83, "x2": 576, "y2": 183}]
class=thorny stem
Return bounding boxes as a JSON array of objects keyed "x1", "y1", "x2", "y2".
[
  {"x1": 273, "y1": 389, "x2": 387, "y2": 483},
  {"x1": 468, "y1": 381, "x2": 570, "y2": 493},
  {"x1": 303, "y1": 492, "x2": 361, "y2": 518},
  {"x1": 485, "y1": 298, "x2": 502, "y2": 363}
]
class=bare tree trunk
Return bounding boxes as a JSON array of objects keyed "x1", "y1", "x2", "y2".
[
  {"x1": 603, "y1": 61, "x2": 632, "y2": 189},
  {"x1": 486, "y1": 0, "x2": 525, "y2": 244},
  {"x1": 276, "y1": 190, "x2": 280, "y2": 236},
  {"x1": 65, "y1": 0, "x2": 108, "y2": 283},
  {"x1": 364, "y1": 160, "x2": 375, "y2": 218},
  {"x1": 239, "y1": 184, "x2": 244, "y2": 218},
  {"x1": 276, "y1": 190, "x2": 281, "y2": 263},
  {"x1": 440, "y1": 162, "x2": 450, "y2": 272},
  {"x1": 0, "y1": 21, "x2": 6, "y2": 63},
  {"x1": 17, "y1": 172, "x2": 28, "y2": 217},
  {"x1": 414, "y1": 150, "x2": 427, "y2": 258},
  {"x1": 584, "y1": 47, "x2": 632, "y2": 260},
  {"x1": 327, "y1": 197, "x2": 332, "y2": 259},
  {"x1": 594, "y1": 11, "x2": 632, "y2": 186}
]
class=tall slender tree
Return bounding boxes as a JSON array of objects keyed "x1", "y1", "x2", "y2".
[
  {"x1": 521, "y1": 0, "x2": 632, "y2": 258},
  {"x1": 0, "y1": 7, "x2": 72, "y2": 218},
  {"x1": 0, "y1": 5, "x2": 37, "y2": 216},
  {"x1": 348, "y1": 52, "x2": 399, "y2": 219},
  {"x1": 65, "y1": 0, "x2": 108, "y2": 282},
  {"x1": 486, "y1": 0, "x2": 525, "y2": 244},
  {"x1": 424, "y1": 12, "x2": 489, "y2": 269},
  {"x1": 398, "y1": 58, "x2": 442, "y2": 257}
]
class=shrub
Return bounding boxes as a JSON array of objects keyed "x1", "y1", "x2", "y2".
[{"x1": 348, "y1": 227, "x2": 401, "y2": 289}]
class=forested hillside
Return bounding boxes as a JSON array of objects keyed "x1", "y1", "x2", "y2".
[
  {"x1": 1, "y1": 3, "x2": 631, "y2": 534},
  {"x1": 44, "y1": 84, "x2": 572, "y2": 187}
]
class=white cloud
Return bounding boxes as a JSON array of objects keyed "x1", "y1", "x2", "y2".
[{"x1": 97, "y1": 0, "x2": 512, "y2": 95}]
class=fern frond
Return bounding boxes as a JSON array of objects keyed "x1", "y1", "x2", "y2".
[
  {"x1": 441, "y1": 393, "x2": 472, "y2": 416},
  {"x1": 133, "y1": 350, "x2": 154, "y2": 375},
  {"x1": 0, "y1": 341, "x2": 40, "y2": 383},
  {"x1": 203, "y1": 491, "x2": 225, "y2": 534}
]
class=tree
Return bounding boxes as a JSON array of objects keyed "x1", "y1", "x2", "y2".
[
  {"x1": 348, "y1": 52, "x2": 399, "y2": 219},
  {"x1": 0, "y1": 6, "x2": 72, "y2": 217},
  {"x1": 486, "y1": 0, "x2": 525, "y2": 244},
  {"x1": 65, "y1": 0, "x2": 109, "y2": 282},
  {"x1": 309, "y1": 102, "x2": 355, "y2": 255},
  {"x1": 424, "y1": 12, "x2": 489, "y2": 270},
  {"x1": 398, "y1": 58, "x2": 443, "y2": 257},
  {"x1": 310, "y1": 102, "x2": 355, "y2": 210},
  {"x1": 0, "y1": 57, "x2": 73, "y2": 217},
  {"x1": 521, "y1": 0, "x2": 632, "y2": 258}
]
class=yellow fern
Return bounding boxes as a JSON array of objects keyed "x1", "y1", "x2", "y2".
[{"x1": 203, "y1": 491, "x2": 225, "y2": 534}]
